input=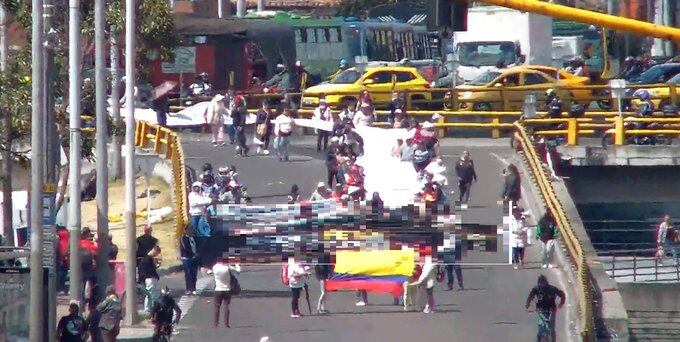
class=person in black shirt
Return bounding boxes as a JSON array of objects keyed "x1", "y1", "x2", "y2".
[
  {"x1": 136, "y1": 225, "x2": 158, "y2": 260},
  {"x1": 455, "y1": 151, "x2": 477, "y2": 208},
  {"x1": 180, "y1": 227, "x2": 199, "y2": 295},
  {"x1": 232, "y1": 96, "x2": 250, "y2": 156},
  {"x1": 315, "y1": 254, "x2": 332, "y2": 314},
  {"x1": 140, "y1": 246, "x2": 162, "y2": 313},
  {"x1": 525, "y1": 275, "x2": 565, "y2": 342},
  {"x1": 57, "y1": 302, "x2": 89, "y2": 342}
]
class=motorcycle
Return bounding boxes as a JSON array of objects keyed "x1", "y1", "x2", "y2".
[{"x1": 601, "y1": 121, "x2": 673, "y2": 148}]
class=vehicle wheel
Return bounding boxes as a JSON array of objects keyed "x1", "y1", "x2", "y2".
[{"x1": 473, "y1": 102, "x2": 492, "y2": 111}]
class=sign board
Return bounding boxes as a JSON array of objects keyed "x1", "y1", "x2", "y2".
[
  {"x1": 609, "y1": 79, "x2": 627, "y2": 99},
  {"x1": 42, "y1": 184, "x2": 56, "y2": 273},
  {"x1": 162, "y1": 47, "x2": 196, "y2": 74}
]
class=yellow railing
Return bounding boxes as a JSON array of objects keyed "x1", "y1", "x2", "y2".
[
  {"x1": 134, "y1": 120, "x2": 188, "y2": 240},
  {"x1": 513, "y1": 122, "x2": 593, "y2": 340}
]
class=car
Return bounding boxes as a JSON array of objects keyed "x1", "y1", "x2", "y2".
[
  {"x1": 631, "y1": 72, "x2": 680, "y2": 110},
  {"x1": 456, "y1": 66, "x2": 591, "y2": 111},
  {"x1": 301, "y1": 66, "x2": 432, "y2": 108},
  {"x1": 520, "y1": 65, "x2": 590, "y2": 85}
]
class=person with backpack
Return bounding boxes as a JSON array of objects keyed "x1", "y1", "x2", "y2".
[
  {"x1": 212, "y1": 257, "x2": 241, "y2": 328},
  {"x1": 536, "y1": 212, "x2": 558, "y2": 269},
  {"x1": 151, "y1": 287, "x2": 182, "y2": 341},
  {"x1": 284, "y1": 257, "x2": 309, "y2": 318},
  {"x1": 314, "y1": 254, "x2": 332, "y2": 314}
]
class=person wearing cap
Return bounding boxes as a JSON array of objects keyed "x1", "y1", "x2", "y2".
[
  {"x1": 264, "y1": 63, "x2": 290, "y2": 93},
  {"x1": 409, "y1": 247, "x2": 438, "y2": 313},
  {"x1": 190, "y1": 72, "x2": 212, "y2": 97},
  {"x1": 57, "y1": 301, "x2": 89, "y2": 342},
  {"x1": 189, "y1": 181, "x2": 213, "y2": 230},
  {"x1": 310, "y1": 182, "x2": 330, "y2": 201},
  {"x1": 314, "y1": 99, "x2": 332, "y2": 151},
  {"x1": 205, "y1": 94, "x2": 228, "y2": 147}
]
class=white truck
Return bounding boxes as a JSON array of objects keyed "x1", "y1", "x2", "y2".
[{"x1": 453, "y1": 5, "x2": 553, "y2": 83}]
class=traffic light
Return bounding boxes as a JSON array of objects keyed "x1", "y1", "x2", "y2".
[{"x1": 426, "y1": 0, "x2": 469, "y2": 32}]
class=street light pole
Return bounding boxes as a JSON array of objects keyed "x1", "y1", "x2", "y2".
[
  {"x1": 124, "y1": 0, "x2": 139, "y2": 326},
  {"x1": 94, "y1": 0, "x2": 110, "y2": 297},
  {"x1": 67, "y1": 0, "x2": 83, "y2": 304},
  {"x1": 28, "y1": 0, "x2": 45, "y2": 340}
]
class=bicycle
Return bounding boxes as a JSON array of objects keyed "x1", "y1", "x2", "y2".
[
  {"x1": 528, "y1": 309, "x2": 554, "y2": 342},
  {"x1": 153, "y1": 322, "x2": 174, "y2": 342}
]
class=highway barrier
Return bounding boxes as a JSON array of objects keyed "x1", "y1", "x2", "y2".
[
  {"x1": 513, "y1": 121, "x2": 594, "y2": 340},
  {"x1": 134, "y1": 120, "x2": 189, "y2": 240}
]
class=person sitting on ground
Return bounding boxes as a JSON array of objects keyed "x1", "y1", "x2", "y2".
[
  {"x1": 370, "y1": 192, "x2": 384, "y2": 213},
  {"x1": 310, "y1": 182, "x2": 330, "y2": 201},
  {"x1": 288, "y1": 184, "x2": 301, "y2": 204}
]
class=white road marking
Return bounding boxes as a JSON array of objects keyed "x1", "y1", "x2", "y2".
[{"x1": 178, "y1": 276, "x2": 213, "y2": 320}]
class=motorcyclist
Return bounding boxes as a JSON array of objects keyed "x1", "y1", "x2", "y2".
[
  {"x1": 189, "y1": 72, "x2": 212, "y2": 97},
  {"x1": 630, "y1": 89, "x2": 655, "y2": 145},
  {"x1": 263, "y1": 63, "x2": 291, "y2": 94},
  {"x1": 545, "y1": 89, "x2": 563, "y2": 119},
  {"x1": 150, "y1": 286, "x2": 182, "y2": 342},
  {"x1": 327, "y1": 59, "x2": 350, "y2": 81}
]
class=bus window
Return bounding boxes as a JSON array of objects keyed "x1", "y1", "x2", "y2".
[
  {"x1": 317, "y1": 28, "x2": 328, "y2": 43},
  {"x1": 300, "y1": 29, "x2": 307, "y2": 43},
  {"x1": 295, "y1": 29, "x2": 302, "y2": 43},
  {"x1": 336, "y1": 28, "x2": 342, "y2": 42},
  {"x1": 306, "y1": 28, "x2": 316, "y2": 43},
  {"x1": 329, "y1": 27, "x2": 339, "y2": 43},
  {"x1": 386, "y1": 31, "x2": 394, "y2": 60}
]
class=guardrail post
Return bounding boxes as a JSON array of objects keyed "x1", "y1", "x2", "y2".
[
  {"x1": 138, "y1": 121, "x2": 147, "y2": 147},
  {"x1": 405, "y1": 92, "x2": 412, "y2": 111},
  {"x1": 500, "y1": 88, "x2": 509, "y2": 111},
  {"x1": 670, "y1": 83, "x2": 678, "y2": 107},
  {"x1": 135, "y1": 121, "x2": 143, "y2": 146},
  {"x1": 567, "y1": 118, "x2": 578, "y2": 145},
  {"x1": 165, "y1": 133, "x2": 174, "y2": 160},
  {"x1": 633, "y1": 253, "x2": 636, "y2": 282},
  {"x1": 451, "y1": 88, "x2": 458, "y2": 111},
  {"x1": 491, "y1": 117, "x2": 500, "y2": 138},
  {"x1": 153, "y1": 126, "x2": 162, "y2": 153},
  {"x1": 437, "y1": 115, "x2": 446, "y2": 138},
  {"x1": 614, "y1": 116, "x2": 625, "y2": 146}
]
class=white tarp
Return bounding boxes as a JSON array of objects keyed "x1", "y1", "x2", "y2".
[
  {"x1": 353, "y1": 126, "x2": 421, "y2": 208},
  {"x1": 118, "y1": 102, "x2": 257, "y2": 127}
]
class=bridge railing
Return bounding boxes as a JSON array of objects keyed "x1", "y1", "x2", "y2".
[
  {"x1": 513, "y1": 121, "x2": 594, "y2": 340},
  {"x1": 598, "y1": 248, "x2": 680, "y2": 282},
  {"x1": 134, "y1": 120, "x2": 189, "y2": 240}
]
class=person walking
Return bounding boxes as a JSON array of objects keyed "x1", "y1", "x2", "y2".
[
  {"x1": 287, "y1": 257, "x2": 309, "y2": 318},
  {"x1": 212, "y1": 257, "x2": 241, "y2": 328},
  {"x1": 189, "y1": 182, "x2": 212, "y2": 231},
  {"x1": 455, "y1": 151, "x2": 477, "y2": 209},
  {"x1": 205, "y1": 94, "x2": 227, "y2": 147},
  {"x1": 56, "y1": 225, "x2": 70, "y2": 294},
  {"x1": 314, "y1": 99, "x2": 332, "y2": 151},
  {"x1": 315, "y1": 254, "x2": 332, "y2": 314},
  {"x1": 232, "y1": 96, "x2": 250, "y2": 156},
  {"x1": 656, "y1": 214, "x2": 677, "y2": 264},
  {"x1": 501, "y1": 164, "x2": 522, "y2": 204},
  {"x1": 411, "y1": 247, "x2": 438, "y2": 314},
  {"x1": 536, "y1": 212, "x2": 558, "y2": 269},
  {"x1": 139, "y1": 246, "x2": 162, "y2": 313},
  {"x1": 273, "y1": 107, "x2": 295, "y2": 162},
  {"x1": 441, "y1": 233, "x2": 463, "y2": 291},
  {"x1": 180, "y1": 226, "x2": 200, "y2": 295},
  {"x1": 511, "y1": 208, "x2": 529, "y2": 269},
  {"x1": 136, "y1": 224, "x2": 158, "y2": 261},
  {"x1": 57, "y1": 301, "x2": 89, "y2": 342},
  {"x1": 97, "y1": 285, "x2": 123, "y2": 342},
  {"x1": 255, "y1": 101, "x2": 273, "y2": 155}
]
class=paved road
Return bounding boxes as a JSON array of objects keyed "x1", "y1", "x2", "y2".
[{"x1": 168, "y1": 132, "x2": 577, "y2": 341}]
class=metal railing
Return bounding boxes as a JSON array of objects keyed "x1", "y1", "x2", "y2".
[
  {"x1": 599, "y1": 248, "x2": 680, "y2": 282},
  {"x1": 134, "y1": 121, "x2": 188, "y2": 240},
  {"x1": 513, "y1": 121, "x2": 594, "y2": 340}
]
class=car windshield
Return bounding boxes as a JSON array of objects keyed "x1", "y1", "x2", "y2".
[
  {"x1": 330, "y1": 70, "x2": 362, "y2": 84},
  {"x1": 468, "y1": 71, "x2": 501, "y2": 86},
  {"x1": 456, "y1": 42, "x2": 518, "y2": 67}
]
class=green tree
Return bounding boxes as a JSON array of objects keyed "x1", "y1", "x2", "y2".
[{"x1": 336, "y1": 0, "x2": 424, "y2": 17}]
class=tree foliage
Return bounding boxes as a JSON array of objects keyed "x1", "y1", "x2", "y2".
[
  {"x1": 335, "y1": 0, "x2": 424, "y2": 17},
  {"x1": 0, "y1": 48, "x2": 32, "y2": 165}
]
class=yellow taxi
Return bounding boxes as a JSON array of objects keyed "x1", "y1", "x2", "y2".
[
  {"x1": 301, "y1": 66, "x2": 432, "y2": 108},
  {"x1": 457, "y1": 66, "x2": 591, "y2": 111},
  {"x1": 521, "y1": 65, "x2": 590, "y2": 85},
  {"x1": 631, "y1": 73, "x2": 680, "y2": 109}
]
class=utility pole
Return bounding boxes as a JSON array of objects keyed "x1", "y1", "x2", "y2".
[
  {"x1": 124, "y1": 0, "x2": 139, "y2": 326},
  {"x1": 28, "y1": 0, "x2": 45, "y2": 341},
  {"x1": 110, "y1": 35, "x2": 122, "y2": 180},
  {"x1": 43, "y1": 0, "x2": 59, "y2": 338},
  {"x1": 67, "y1": 0, "x2": 83, "y2": 304},
  {"x1": 0, "y1": 3, "x2": 13, "y2": 248},
  {"x1": 663, "y1": 0, "x2": 674, "y2": 55},
  {"x1": 94, "y1": 0, "x2": 110, "y2": 298}
]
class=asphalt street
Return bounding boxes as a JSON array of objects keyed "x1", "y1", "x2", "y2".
[{"x1": 167, "y1": 132, "x2": 577, "y2": 342}]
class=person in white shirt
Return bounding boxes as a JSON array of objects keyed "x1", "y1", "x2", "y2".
[
  {"x1": 273, "y1": 108, "x2": 295, "y2": 162},
  {"x1": 205, "y1": 94, "x2": 227, "y2": 146},
  {"x1": 656, "y1": 214, "x2": 676, "y2": 264},
  {"x1": 313, "y1": 99, "x2": 332, "y2": 151},
  {"x1": 309, "y1": 182, "x2": 329, "y2": 202},
  {"x1": 424, "y1": 157, "x2": 448, "y2": 186},
  {"x1": 190, "y1": 73, "x2": 212, "y2": 97},
  {"x1": 287, "y1": 257, "x2": 309, "y2": 318},
  {"x1": 119, "y1": 76, "x2": 140, "y2": 107},
  {"x1": 352, "y1": 106, "x2": 373, "y2": 127},
  {"x1": 188, "y1": 182, "x2": 212, "y2": 231},
  {"x1": 511, "y1": 208, "x2": 529, "y2": 269},
  {"x1": 410, "y1": 248, "x2": 438, "y2": 314},
  {"x1": 212, "y1": 257, "x2": 241, "y2": 328}
]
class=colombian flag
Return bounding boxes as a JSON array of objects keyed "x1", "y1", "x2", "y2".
[{"x1": 325, "y1": 249, "x2": 415, "y2": 296}]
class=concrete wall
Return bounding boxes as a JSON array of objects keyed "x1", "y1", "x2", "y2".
[
  {"x1": 619, "y1": 283, "x2": 680, "y2": 312},
  {"x1": 561, "y1": 166, "x2": 680, "y2": 204},
  {"x1": 558, "y1": 145, "x2": 680, "y2": 166}
]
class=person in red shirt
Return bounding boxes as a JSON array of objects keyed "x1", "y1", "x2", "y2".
[
  {"x1": 80, "y1": 227, "x2": 100, "y2": 312},
  {"x1": 56, "y1": 225, "x2": 70, "y2": 294}
]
